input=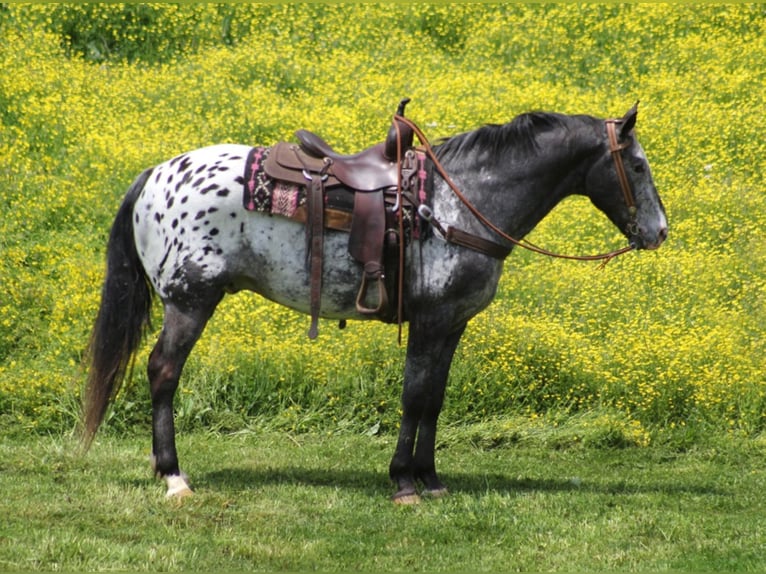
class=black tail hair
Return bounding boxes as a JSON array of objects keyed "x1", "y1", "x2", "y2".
[{"x1": 81, "y1": 168, "x2": 154, "y2": 448}]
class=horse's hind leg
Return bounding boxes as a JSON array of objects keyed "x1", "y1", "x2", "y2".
[{"x1": 148, "y1": 296, "x2": 221, "y2": 497}]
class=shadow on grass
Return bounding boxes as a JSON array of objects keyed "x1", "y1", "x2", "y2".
[{"x1": 198, "y1": 464, "x2": 726, "y2": 499}]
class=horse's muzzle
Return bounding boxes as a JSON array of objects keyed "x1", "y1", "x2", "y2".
[{"x1": 631, "y1": 222, "x2": 668, "y2": 251}]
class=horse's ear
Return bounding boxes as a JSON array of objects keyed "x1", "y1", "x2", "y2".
[{"x1": 619, "y1": 101, "x2": 639, "y2": 138}]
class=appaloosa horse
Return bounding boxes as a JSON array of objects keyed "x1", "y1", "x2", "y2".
[{"x1": 83, "y1": 103, "x2": 667, "y2": 503}]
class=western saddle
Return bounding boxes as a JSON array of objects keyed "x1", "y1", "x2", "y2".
[{"x1": 263, "y1": 98, "x2": 421, "y2": 339}]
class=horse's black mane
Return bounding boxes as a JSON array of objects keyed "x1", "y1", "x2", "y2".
[{"x1": 434, "y1": 111, "x2": 571, "y2": 160}]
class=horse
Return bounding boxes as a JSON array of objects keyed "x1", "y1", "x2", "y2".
[{"x1": 82, "y1": 104, "x2": 667, "y2": 503}]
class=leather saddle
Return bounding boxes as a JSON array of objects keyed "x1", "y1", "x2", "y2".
[
  {"x1": 264, "y1": 101, "x2": 413, "y2": 193},
  {"x1": 262, "y1": 99, "x2": 417, "y2": 339}
]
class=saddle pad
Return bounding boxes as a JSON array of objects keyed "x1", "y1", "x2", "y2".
[
  {"x1": 242, "y1": 146, "x2": 299, "y2": 216},
  {"x1": 243, "y1": 146, "x2": 274, "y2": 211}
]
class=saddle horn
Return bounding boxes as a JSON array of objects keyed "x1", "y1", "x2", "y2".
[{"x1": 384, "y1": 97, "x2": 413, "y2": 161}]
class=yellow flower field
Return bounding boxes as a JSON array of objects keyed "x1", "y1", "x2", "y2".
[{"x1": 0, "y1": 4, "x2": 763, "y2": 440}]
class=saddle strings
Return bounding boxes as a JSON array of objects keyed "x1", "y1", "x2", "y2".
[{"x1": 393, "y1": 115, "x2": 636, "y2": 266}]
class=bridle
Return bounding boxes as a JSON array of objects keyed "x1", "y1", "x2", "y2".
[
  {"x1": 394, "y1": 114, "x2": 640, "y2": 265},
  {"x1": 605, "y1": 118, "x2": 640, "y2": 241}
]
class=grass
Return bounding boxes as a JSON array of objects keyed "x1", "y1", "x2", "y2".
[{"x1": 1, "y1": 423, "x2": 765, "y2": 572}]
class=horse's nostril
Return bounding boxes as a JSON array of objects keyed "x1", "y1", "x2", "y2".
[{"x1": 658, "y1": 226, "x2": 668, "y2": 242}]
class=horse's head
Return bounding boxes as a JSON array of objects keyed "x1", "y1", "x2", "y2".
[{"x1": 585, "y1": 104, "x2": 668, "y2": 250}]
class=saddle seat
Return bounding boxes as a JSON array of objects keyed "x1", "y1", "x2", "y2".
[{"x1": 295, "y1": 130, "x2": 398, "y2": 192}]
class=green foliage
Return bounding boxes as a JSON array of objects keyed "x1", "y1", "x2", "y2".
[
  {"x1": 4, "y1": 4, "x2": 232, "y2": 63},
  {"x1": 0, "y1": 5, "x2": 764, "y2": 438}
]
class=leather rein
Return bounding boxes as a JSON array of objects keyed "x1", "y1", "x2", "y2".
[{"x1": 394, "y1": 115, "x2": 639, "y2": 266}]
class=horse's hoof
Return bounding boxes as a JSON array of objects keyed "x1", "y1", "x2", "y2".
[
  {"x1": 165, "y1": 474, "x2": 193, "y2": 498},
  {"x1": 392, "y1": 491, "x2": 421, "y2": 505}
]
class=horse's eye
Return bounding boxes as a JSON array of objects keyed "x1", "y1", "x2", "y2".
[{"x1": 633, "y1": 163, "x2": 645, "y2": 174}]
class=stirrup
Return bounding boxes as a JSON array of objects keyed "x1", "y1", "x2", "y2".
[{"x1": 355, "y1": 263, "x2": 388, "y2": 316}]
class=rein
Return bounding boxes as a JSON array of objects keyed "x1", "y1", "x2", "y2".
[{"x1": 394, "y1": 115, "x2": 637, "y2": 266}]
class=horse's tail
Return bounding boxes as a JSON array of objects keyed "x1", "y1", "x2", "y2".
[{"x1": 81, "y1": 168, "x2": 155, "y2": 449}]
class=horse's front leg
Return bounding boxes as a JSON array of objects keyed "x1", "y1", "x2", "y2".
[
  {"x1": 389, "y1": 323, "x2": 466, "y2": 504},
  {"x1": 148, "y1": 301, "x2": 218, "y2": 497}
]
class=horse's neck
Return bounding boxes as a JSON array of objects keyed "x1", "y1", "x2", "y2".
[{"x1": 434, "y1": 142, "x2": 592, "y2": 242}]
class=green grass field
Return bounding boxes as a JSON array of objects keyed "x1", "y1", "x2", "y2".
[
  {"x1": 1, "y1": 4, "x2": 765, "y2": 570},
  {"x1": 2, "y1": 426, "x2": 765, "y2": 571}
]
